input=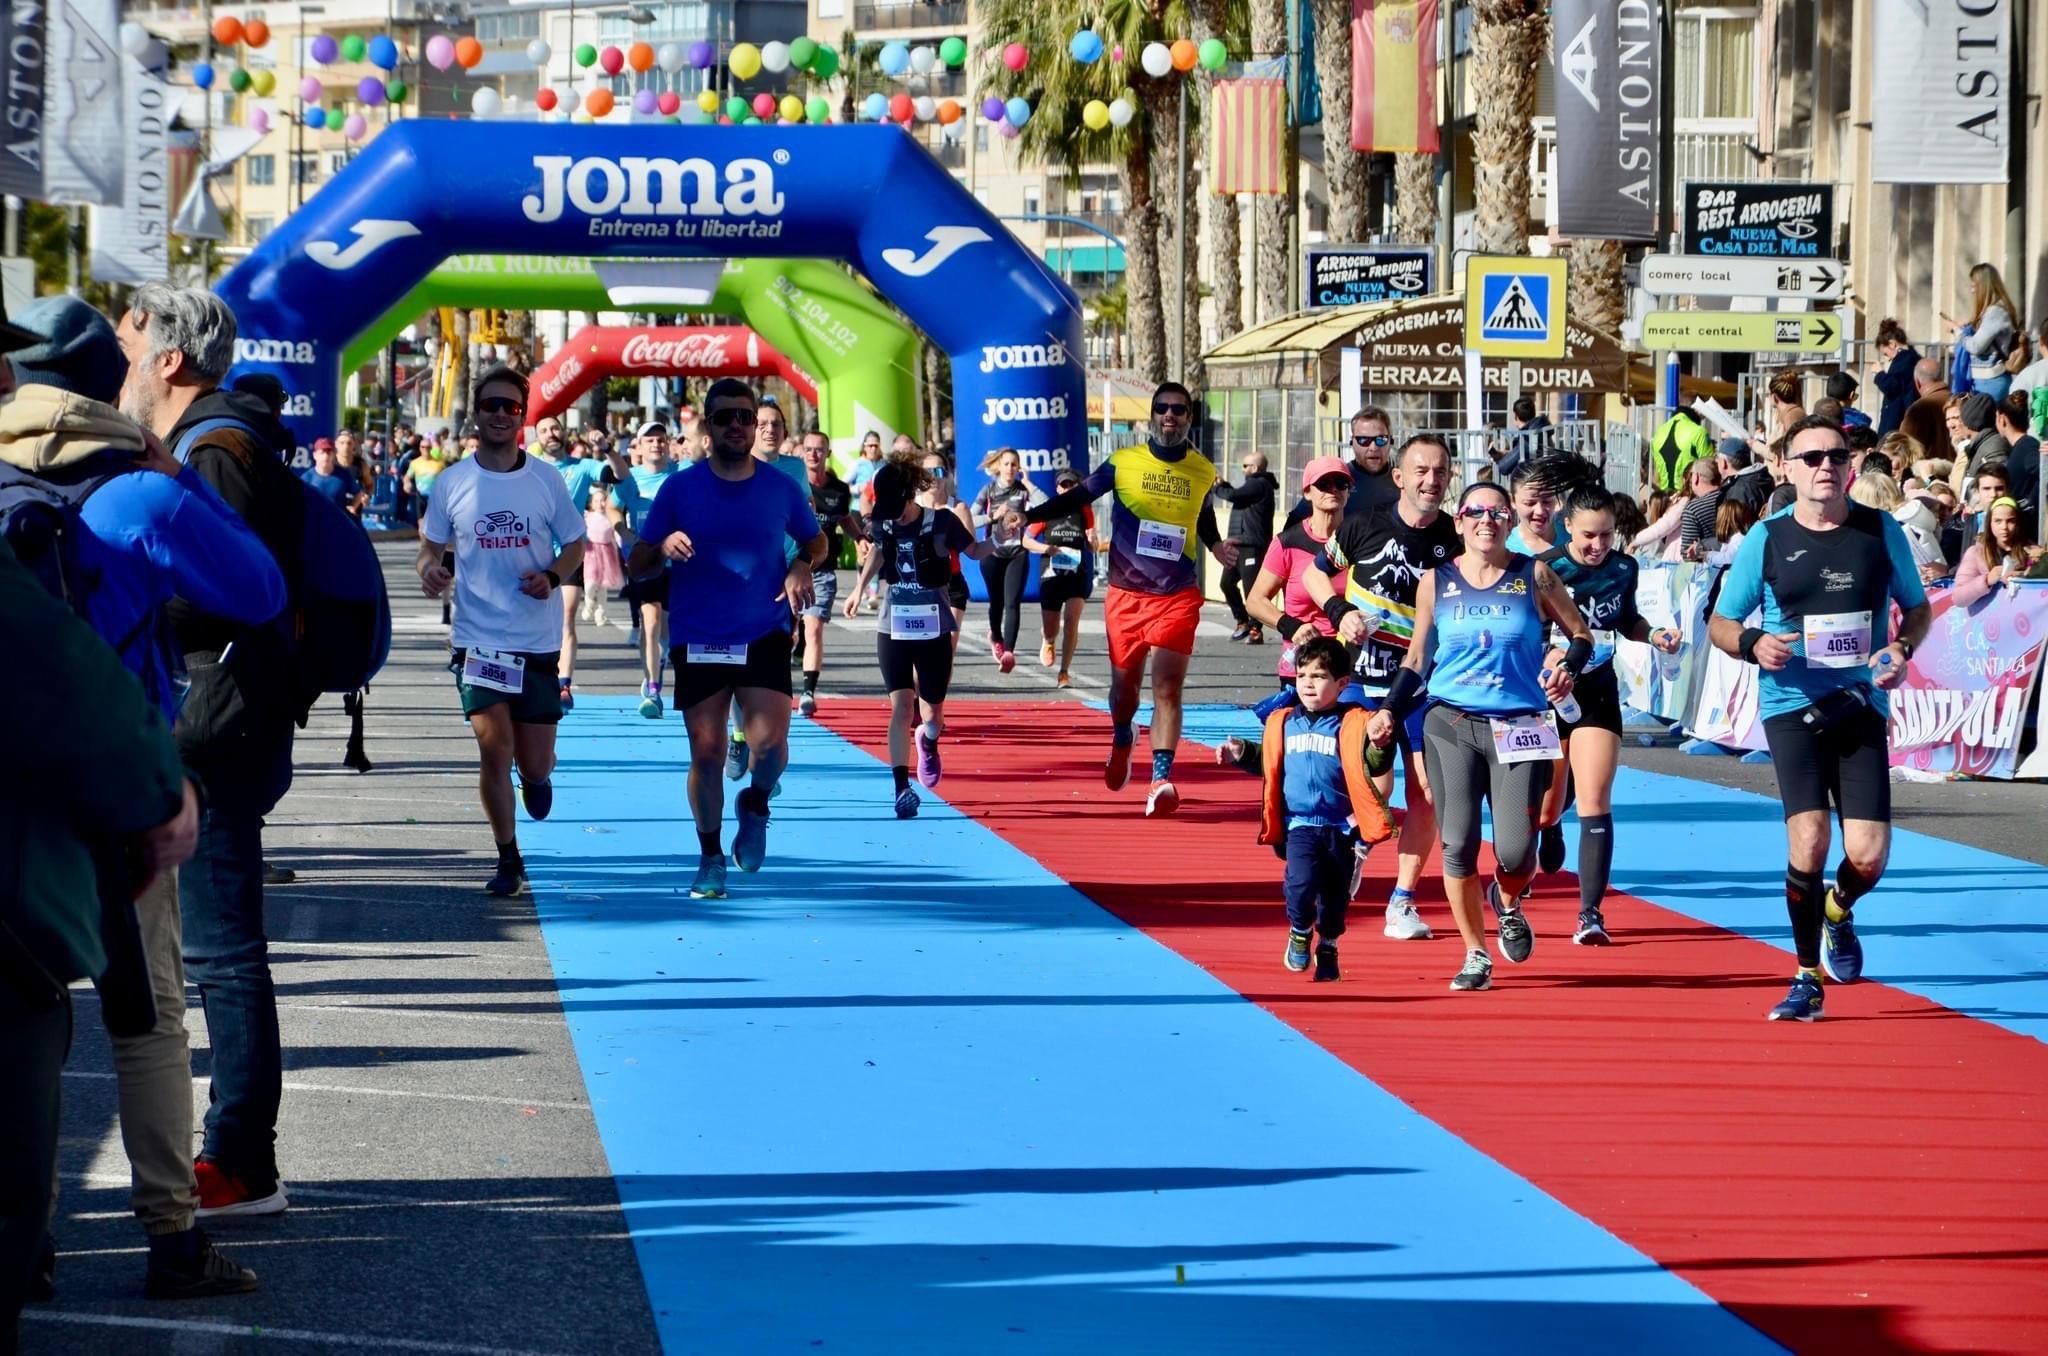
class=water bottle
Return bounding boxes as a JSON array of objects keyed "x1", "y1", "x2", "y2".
[{"x1": 1543, "y1": 668, "x2": 1582, "y2": 723}]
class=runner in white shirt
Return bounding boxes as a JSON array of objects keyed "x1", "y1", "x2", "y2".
[{"x1": 418, "y1": 366, "x2": 588, "y2": 897}]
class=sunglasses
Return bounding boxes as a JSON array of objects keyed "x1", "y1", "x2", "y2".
[
  {"x1": 1310, "y1": 478, "x2": 1353, "y2": 494},
  {"x1": 709, "y1": 408, "x2": 758, "y2": 428},
  {"x1": 1152, "y1": 401, "x2": 1190, "y2": 416},
  {"x1": 1457, "y1": 505, "x2": 1513, "y2": 523},
  {"x1": 476, "y1": 396, "x2": 523, "y2": 415},
  {"x1": 1352, "y1": 434, "x2": 1391, "y2": 448},
  {"x1": 1794, "y1": 448, "x2": 1851, "y2": 467}
]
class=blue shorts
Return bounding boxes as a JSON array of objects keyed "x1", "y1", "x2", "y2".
[{"x1": 799, "y1": 568, "x2": 840, "y2": 621}]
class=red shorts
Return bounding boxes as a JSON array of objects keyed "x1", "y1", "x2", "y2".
[{"x1": 1104, "y1": 585, "x2": 1203, "y2": 670}]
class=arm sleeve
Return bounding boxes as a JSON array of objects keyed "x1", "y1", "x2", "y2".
[
  {"x1": 1712, "y1": 525, "x2": 1769, "y2": 622},
  {"x1": 1219, "y1": 480, "x2": 1267, "y2": 506},
  {"x1": 1873, "y1": 357, "x2": 1911, "y2": 399},
  {"x1": 1965, "y1": 307, "x2": 2010, "y2": 357},
  {"x1": 1082, "y1": 506, "x2": 1096, "y2": 532},
  {"x1": 1884, "y1": 517, "x2": 1930, "y2": 610},
  {"x1": 1025, "y1": 464, "x2": 1115, "y2": 524},
  {"x1": 1196, "y1": 494, "x2": 1222, "y2": 549},
  {"x1": 610, "y1": 473, "x2": 646, "y2": 515},
  {"x1": 969, "y1": 484, "x2": 993, "y2": 527}
]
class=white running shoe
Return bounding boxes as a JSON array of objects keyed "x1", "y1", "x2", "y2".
[{"x1": 1383, "y1": 897, "x2": 1432, "y2": 941}]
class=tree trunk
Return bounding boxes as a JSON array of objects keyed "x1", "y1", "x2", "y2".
[
  {"x1": 1250, "y1": 0, "x2": 1293, "y2": 321},
  {"x1": 1190, "y1": 0, "x2": 1242, "y2": 345},
  {"x1": 450, "y1": 308, "x2": 471, "y2": 427},
  {"x1": 1470, "y1": 0, "x2": 1547, "y2": 256},
  {"x1": 1122, "y1": 143, "x2": 1167, "y2": 384},
  {"x1": 1565, "y1": 238, "x2": 1627, "y2": 335},
  {"x1": 1310, "y1": 0, "x2": 1368, "y2": 242},
  {"x1": 1392, "y1": 152, "x2": 1437, "y2": 248}
]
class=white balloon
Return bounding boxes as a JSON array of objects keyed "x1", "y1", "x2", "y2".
[
  {"x1": 1108, "y1": 97, "x2": 1135, "y2": 127},
  {"x1": 908, "y1": 45, "x2": 935, "y2": 74},
  {"x1": 526, "y1": 39, "x2": 551, "y2": 66},
  {"x1": 906, "y1": 75, "x2": 928, "y2": 95},
  {"x1": 761, "y1": 40, "x2": 790, "y2": 73},
  {"x1": 913, "y1": 95, "x2": 936, "y2": 121},
  {"x1": 656, "y1": 42, "x2": 684, "y2": 73},
  {"x1": 941, "y1": 117, "x2": 964, "y2": 142},
  {"x1": 559, "y1": 86, "x2": 581, "y2": 114},
  {"x1": 118, "y1": 20, "x2": 149, "y2": 55},
  {"x1": 1140, "y1": 41, "x2": 1172, "y2": 78},
  {"x1": 471, "y1": 87, "x2": 502, "y2": 117}
]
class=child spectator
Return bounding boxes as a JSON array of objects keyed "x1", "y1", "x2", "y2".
[
  {"x1": 580, "y1": 482, "x2": 625, "y2": 626},
  {"x1": 1255, "y1": 637, "x2": 1397, "y2": 983}
]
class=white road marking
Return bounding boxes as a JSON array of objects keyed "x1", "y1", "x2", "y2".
[{"x1": 62, "y1": 1070, "x2": 590, "y2": 1112}]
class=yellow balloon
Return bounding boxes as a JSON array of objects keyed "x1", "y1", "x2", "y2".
[
  {"x1": 571, "y1": 109, "x2": 592, "y2": 124},
  {"x1": 697, "y1": 88, "x2": 719, "y2": 115},
  {"x1": 251, "y1": 69, "x2": 276, "y2": 96},
  {"x1": 778, "y1": 94, "x2": 804, "y2": 123},
  {"x1": 729, "y1": 41, "x2": 761, "y2": 80},
  {"x1": 1082, "y1": 99, "x2": 1110, "y2": 131}
]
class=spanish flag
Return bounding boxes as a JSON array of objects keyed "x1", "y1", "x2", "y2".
[{"x1": 1350, "y1": 0, "x2": 1440, "y2": 155}]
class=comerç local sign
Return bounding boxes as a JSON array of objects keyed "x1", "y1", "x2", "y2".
[{"x1": 1315, "y1": 297, "x2": 1628, "y2": 393}]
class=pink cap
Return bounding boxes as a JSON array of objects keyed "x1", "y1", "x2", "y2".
[{"x1": 1302, "y1": 456, "x2": 1351, "y2": 489}]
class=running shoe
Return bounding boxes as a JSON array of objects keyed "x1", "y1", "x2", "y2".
[
  {"x1": 1450, "y1": 949, "x2": 1493, "y2": 991},
  {"x1": 1056, "y1": 672, "x2": 1073, "y2": 689},
  {"x1": 193, "y1": 1160, "x2": 288, "y2": 1219},
  {"x1": 689, "y1": 853, "x2": 728, "y2": 900},
  {"x1": 1487, "y1": 880, "x2": 1535, "y2": 964},
  {"x1": 895, "y1": 786, "x2": 921, "y2": 819},
  {"x1": 1312, "y1": 942, "x2": 1340, "y2": 982},
  {"x1": 1145, "y1": 779, "x2": 1180, "y2": 817},
  {"x1": 143, "y1": 1227, "x2": 258, "y2": 1300},
  {"x1": 990, "y1": 638, "x2": 1005, "y2": 664},
  {"x1": 1767, "y1": 973, "x2": 1825, "y2": 1022},
  {"x1": 1383, "y1": 896, "x2": 1432, "y2": 941},
  {"x1": 1573, "y1": 908, "x2": 1612, "y2": 946},
  {"x1": 1244, "y1": 625, "x2": 1263, "y2": 646},
  {"x1": 724, "y1": 737, "x2": 748, "y2": 782},
  {"x1": 1041, "y1": 640, "x2": 1056, "y2": 667},
  {"x1": 1821, "y1": 889, "x2": 1864, "y2": 983},
  {"x1": 916, "y1": 731, "x2": 943, "y2": 787},
  {"x1": 732, "y1": 791, "x2": 770, "y2": 872},
  {"x1": 1230, "y1": 623, "x2": 1251, "y2": 642},
  {"x1": 639, "y1": 683, "x2": 663, "y2": 719},
  {"x1": 1284, "y1": 928, "x2": 1312, "y2": 972},
  {"x1": 483, "y1": 862, "x2": 527, "y2": 897},
  {"x1": 519, "y1": 776, "x2": 553, "y2": 822},
  {"x1": 558, "y1": 682, "x2": 574, "y2": 712},
  {"x1": 1539, "y1": 823, "x2": 1567, "y2": 874},
  {"x1": 998, "y1": 646, "x2": 1016, "y2": 674},
  {"x1": 1105, "y1": 732, "x2": 1135, "y2": 791},
  {"x1": 798, "y1": 690, "x2": 818, "y2": 718}
]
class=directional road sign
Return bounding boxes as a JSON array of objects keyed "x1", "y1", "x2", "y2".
[
  {"x1": 1639, "y1": 310, "x2": 1843, "y2": 353},
  {"x1": 1464, "y1": 255, "x2": 1568, "y2": 359},
  {"x1": 1641, "y1": 254, "x2": 1848, "y2": 301}
]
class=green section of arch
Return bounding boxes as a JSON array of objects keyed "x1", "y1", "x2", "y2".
[{"x1": 342, "y1": 255, "x2": 921, "y2": 457}]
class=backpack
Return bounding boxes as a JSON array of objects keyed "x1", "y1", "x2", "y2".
[
  {"x1": 175, "y1": 417, "x2": 392, "y2": 699},
  {"x1": 0, "y1": 453, "x2": 126, "y2": 620}
]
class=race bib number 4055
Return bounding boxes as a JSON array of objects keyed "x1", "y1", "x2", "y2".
[{"x1": 1803, "y1": 610, "x2": 1872, "y2": 670}]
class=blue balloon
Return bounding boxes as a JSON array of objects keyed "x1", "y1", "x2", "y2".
[
  {"x1": 368, "y1": 35, "x2": 399, "y2": 69},
  {"x1": 1004, "y1": 97, "x2": 1031, "y2": 128},
  {"x1": 304, "y1": 105, "x2": 326, "y2": 129},
  {"x1": 1068, "y1": 31, "x2": 1103, "y2": 64},
  {"x1": 191, "y1": 61, "x2": 215, "y2": 89},
  {"x1": 878, "y1": 41, "x2": 909, "y2": 76},
  {"x1": 862, "y1": 92, "x2": 889, "y2": 121}
]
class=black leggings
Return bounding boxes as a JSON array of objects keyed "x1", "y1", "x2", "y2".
[
  {"x1": 980, "y1": 552, "x2": 1030, "y2": 650},
  {"x1": 877, "y1": 633, "x2": 955, "y2": 703},
  {"x1": 1216, "y1": 550, "x2": 1264, "y2": 625}
]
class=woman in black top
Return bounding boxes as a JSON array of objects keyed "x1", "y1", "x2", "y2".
[
  {"x1": 970, "y1": 447, "x2": 1044, "y2": 673},
  {"x1": 1025, "y1": 467, "x2": 1098, "y2": 687}
]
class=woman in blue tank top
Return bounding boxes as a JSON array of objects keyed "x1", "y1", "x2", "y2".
[{"x1": 1368, "y1": 480, "x2": 1593, "y2": 993}]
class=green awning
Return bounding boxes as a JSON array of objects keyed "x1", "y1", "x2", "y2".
[{"x1": 1044, "y1": 245, "x2": 1126, "y2": 274}]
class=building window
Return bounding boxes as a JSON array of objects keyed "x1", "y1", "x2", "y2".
[
  {"x1": 292, "y1": 153, "x2": 319, "y2": 185},
  {"x1": 1023, "y1": 185, "x2": 1040, "y2": 218},
  {"x1": 245, "y1": 215, "x2": 274, "y2": 244},
  {"x1": 973, "y1": 185, "x2": 991, "y2": 208},
  {"x1": 246, "y1": 153, "x2": 275, "y2": 186},
  {"x1": 1674, "y1": 6, "x2": 1757, "y2": 121},
  {"x1": 477, "y1": 10, "x2": 540, "y2": 44},
  {"x1": 326, "y1": 151, "x2": 350, "y2": 176}
]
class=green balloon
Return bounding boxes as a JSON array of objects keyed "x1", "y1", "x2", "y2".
[
  {"x1": 806, "y1": 96, "x2": 830, "y2": 124},
  {"x1": 789, "y1": 36, "x2": 818, "y2": 69},
  {"x1": 574, "y1": 42, "x2": 597, "y2": 68},
  {"x1": 939, "y1": 36, "x2": 967, "y2": 67},
  {"x1": 810, "y1": 44, "x2": 839, "y2": 78},
  {"x1": 725, "y1": 95, "x2": 749, "y2": 121},
  {"x1": 340, "y1": 33, "x2": 366, "y2": 62},
  {"x1": 742, "y1": 115, "x2": 762, "y2": 125},
  {"x1": 228, "y1": 67, "x2": 251, "y2": 92},
  {"x1": 384, "y1": 78, "x2": 407, "y2": 102},
  {"x1": 1197, "y1": 37, "x2": 1228, "y2": 71}
]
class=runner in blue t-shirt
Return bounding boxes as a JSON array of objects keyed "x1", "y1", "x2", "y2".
[
  {"x1": 608, "y1": 420, "x2": 681, "y2": 718},
  {"x1": 529, "y1": 414, "x2": 629, "y2": 711},
  {"x1": 627, "y1": 380, "x2": 825, "y2": 901},
  {"x1": 299, "y1": 441, "x2": 355, "y2": 513},
  {"x1": 1709, "y1": 415, "x2": 1931, "y2": 1022}
]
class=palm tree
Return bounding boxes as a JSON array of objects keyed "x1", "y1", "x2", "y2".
[
  {"x1": 1250, "y1": 0, "x2": 1292, "y2": 322},
  {"x1": 1309, "y1": 0, "x2": 1367, "y2": 241},
  {"x1": 1392, "y1": 152, "x2": 1436, "y2": 252},
  {"x1": 1190, "y1": 0, "x2": 1244, "y2": 346},
  {"x1": 831, "y1": 30, "x2": 886, "y2": 127},
  {"x1": 1566, "y1": 239, "x2": 1626, "y2": 334},
  {"x1": 1470, "y1": 0, "x2": 1547, "y2": 256}
]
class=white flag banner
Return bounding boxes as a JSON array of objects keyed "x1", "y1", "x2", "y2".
[
  {"x1": 89, "y1": 65, "x2": 173, "y2": 284},
  {"x1": 42, "y1": 0, "x2": 124, "y2": 205},
  {"x1": 1871, "y1": 0, "x2": 2009, "y2": 184}
]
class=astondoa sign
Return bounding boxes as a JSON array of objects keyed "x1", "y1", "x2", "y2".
[{"x1": 1315, "y1": 297, "x2": 1627, "y2": 394}]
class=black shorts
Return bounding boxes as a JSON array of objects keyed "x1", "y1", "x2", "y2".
[
  {"x1": 877, "y1": 634, "x2": 954, "y2": 703},
  {"x1": 945, "y1": 573, "x2": 970, "y2": 611},
  {"x1": 622, "y1": 572, "x2": 667, "y2": 611},
  {"x1": 670, "y1": 630, "x2": 793, "y2": 712},
  {"x1": 1560, "y1": 666, "x2": 1624, "y2": 737},
  {"x1": 1762, "y1": 702, "x2": 1891, "y2": 822},
  {"x1": 1038, "y1": 570, "x2": 1093, "y2": 610}
]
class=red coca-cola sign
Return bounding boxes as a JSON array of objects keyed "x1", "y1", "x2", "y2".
[
  {"x1": 620, "y1": 332, "x2": 738, "y2": 371},
  {"x1": 523, "y1": 323, "x2": 814, "y2": 426},
  {"x1": 536, "y1": 353, "x2": 584, "y2": 405}
]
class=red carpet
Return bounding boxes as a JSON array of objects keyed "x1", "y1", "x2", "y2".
[{"x1": 814, "y1": 700, "x2": 2048, "y2": 1355}]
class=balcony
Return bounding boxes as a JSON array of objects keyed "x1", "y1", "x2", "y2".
[
  {"x1": 854, "y1": 1, "x2": 966, "y2": 31},
  {"x1": 928, "y1": 137, "x2": 965, "y2": 168}
]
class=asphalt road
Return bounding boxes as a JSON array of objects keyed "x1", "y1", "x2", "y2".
[{"x1": 29, "y1": 540, "x2": 2046, "y2": 1355}]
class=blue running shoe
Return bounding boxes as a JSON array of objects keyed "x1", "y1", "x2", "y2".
[
  {"x1": 1283, "y1": 929, "x2": 1312, "y2": 972},
  {"x1": 1767, "y1": 973, "x2": 1825, "y2": 1022},
  {"x1": 689, "y1": 854, "x2": 727, "y2": 900},
  {"x1": 519, "y1": 777, "x2": 553, "y2": 822},
  {"x1": 724, "y1": 737, "x2": 748, "y2": 782},
  {"x1": 732, "y1": 790, "x2": 770, "y2": 872},
  {"x1": 1821, "y1": 889, "x2": 1864, "y2": 983}
]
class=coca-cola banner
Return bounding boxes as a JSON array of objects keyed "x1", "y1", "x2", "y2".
[{"x1": 525, "y1": 323, "x2": 818, "y2": 427}]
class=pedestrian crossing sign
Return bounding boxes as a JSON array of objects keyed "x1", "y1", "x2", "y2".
[{"x1": 1464, "y1": 255, "x2": 1569, "y2": 359}]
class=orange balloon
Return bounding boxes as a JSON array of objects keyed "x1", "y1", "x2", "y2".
[
  {"x1": 454, "y1": 35, "x2": 484, "y2": 69},
  {"x1": 584, "y1": 86, "x2": 615, "y2": 117},
  {"x1": 211, "y1": 15, "x2": 244, "y2": 46},
  {"x1": 937, "y1": 98, "x2": 961, "y2": 124},
  {"x1": 627, "y1": 41, "x2": 654, "y2": 72},
  {"x1": 243, "y1": 18, "x2": 270, "y2": 47},
  {"x1": 1169, "y1": 38, "x2": 1198, "y2": 72}
]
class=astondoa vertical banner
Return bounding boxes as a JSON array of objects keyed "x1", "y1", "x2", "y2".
[
  {"x1": 0, "y1": 0, "x2": 49, "y2": 198},
  {"x1": 43, "y1": 0, "x2": 124, "y2": 205},
  {"x1": 1871, "y1": 0, "x2": 2009, "y2": 184},
  {"x1": 88, "y1": 66, "x2": 170, "y2": 283},
  {"x1": 1553, "y1": 0, "x2": 1660, "y2": 240}
]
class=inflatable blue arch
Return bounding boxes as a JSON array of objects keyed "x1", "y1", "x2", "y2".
[{"x1": 216, "y1": 121, "x2": 1089, "y2": 524}]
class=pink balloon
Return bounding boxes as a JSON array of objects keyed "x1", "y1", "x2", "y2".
[
  {"x1": 342, "y1": 113, "x2": 368, "y2": 141},
  {"x1": 656, "y1": 90, "x2": 681, "y2": 115},
  {"x1": 249, "y1": 108, "x2": 270, "y2": 133},
  {"x1": 1002, "y1": 42, "x2": 1028, "y2": 71},
  {"x1": 425, "y1": 34, "x2": 455, "y2": 70},
  {"x1": 1112, "y1": 45, "x2": 1124, "y2": 62},
  {"x1": 599, "y1": 45, "x2": 624, "y2": 75},
  {"x1": 299, "y1": 75, "x2": 322, "y2": 102}
]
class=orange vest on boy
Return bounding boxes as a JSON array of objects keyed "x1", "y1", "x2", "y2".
[{"x1": 1256, "y1": 706, "x2": 1397, "y2": 848}]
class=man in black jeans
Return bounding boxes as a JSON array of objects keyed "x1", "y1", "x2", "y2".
[
  {"x1": 1213, "y1": 451, "x2": 1277, "y2": 643},
  {"x1": 117, "y1": 283, "x2": 303, "y2": 1220}
]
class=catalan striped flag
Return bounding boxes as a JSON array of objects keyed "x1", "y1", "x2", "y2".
[
  {"x1": 1210, "y1": 76, "x2": 1288, "y2": 195},
  {"x1": 1350, "y1": 0, "x2": 1440, "y2": 154}
]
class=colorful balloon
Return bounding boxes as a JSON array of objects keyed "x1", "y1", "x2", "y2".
[
  {"x1": 939, "y1": 36, "x2": 967, "y2": 67},
  {"x1": 310, "y1": 34, "x2": 338, "y2": 64},
  {"x1": 1070, "y1": 30, "x2": 1103, "y2": 64},
  {"x1": 888, "y1": 92, "x2": 913, "y2": 122},
  {"x1": 878, "y1": 41, "x2": 908, "y2": 77},
  {"x1": 779, "y1": 94, "x2": 804, "y2": 123},
  {"x1": 598, "y1": 45, "x2": 623, "y2": 75},
  {"x1": 527, "y1": 39, "x2": 552, "y2": 67},
  {"x1": 809, "y1": 44, "x2": 839, "y2": 78},
  {"x1": 584, "y1": 87, "x2": 614, "y2": 117},
  {"x1": 369, "y1": 35, "x2": 399, "y2": 69},
  {"x1": 250, "y1": 68, "x2": 274, "y2": 96},
  {"x1": 733, "y1": 42, "x2": 764, "y2": 79},
  {"x1": 1004, "y1": 96, "x2": 1031, "y2": 127},
  {"x1": 210, "y1": 16, "x2": 242, "y2": 46},
  {"x1": 751, "y1": 91, "x2": 776, "y2": 119},
  {"x1": 343, "y1": 112, "x2": 368, "y2": 140},
  {"x1": 629, "y1": 88, "x2": 654, "y2": 114},
  {"x1": 1170, "y1": 38, "x2": 1198, "y2": 72},
  {"x1": 244, "y1": 20, "x2": 269, "y2": 48},
  {"x1": 1082, "y1": 98, "x2": 1109, "y2": 130},
  {"x1": 1108, "y1": 96, "x2": 1135, "y2": 127},
  {"x1": 191, "y1": 62, "x2": 215, "y2": 89},
  {"x1": 299, "y1": 75, "x2": 322, "y2": 101},
  {"x1": 339, "y1": 34, "x2": 365, "y2": 62},
  {"x1": 807, "y1": 96, "x2": 830, "y2": 124},
  {"x1": 862, "y1": 92, "x2": 888, "y2": 121},
  {"x1": 557, "y1": 87, "x2": 579, "y2": 114},
  {"x1": 1002, "y1": 42, "x2": 1028, "y2": 71},
  {"x1": 720, "y1": 95, "x2": 744, "y2": 120},
  {"x1": 687, "y1": 39, "x2": 713, "y2": 69},
  {"x1": 998, "y1": 118, "x2": 1021, "y2": 139},
  {"x1": 655, "y1": 42, "x2": 681, "y2": 72},
  {"x1": 227, "y1": 67, "x2": 250, "y2": 92},
  {"x1": 761, "y1": 41, "x2": 789, "y2": 74},
  {"x1": 627, "y1": 41, "x2": 654, "y2": 73},
  {"x1": 789, "y1": 37, "x2": 817, "y2": 70},
  {"x1": 470, "y1": 87, "x2": 500, "y2": 117},
  {"x1": 1197, "y1": 37, "x2": 1227, "y2": 70},
  {"x1": 385, "y1": 79, "x2": 408, "y2": 102},
  {"x1": 304, "y1": 106, "x2": 326, "y2": 128},
  {"x1": 249, "y1": 107, "x2": 270, "y2": 132},
  {"x1": 982, "y1": 95, "x2": 1006, "y2": 121},
  {"x1": 455, "y1": 35, "x2": 483, "y2": 69},
  {"x1": 908, "y1": 45, "x2": 935, "y2": 75},
  {"x1": 1140, "y1": 41, "x2": 1171, "y2": 77},
  {"x1": 574, "y1": 42, "x2": 597, "y2": 68},
  {"x1": 535, "y1": 86, "x2": 559, "y2": 112},
  {"x1": 697, "y1": 89, "x2": 719, "y2": 114},
  {"x1": 657, "y1": 90, "x2": 680, "y2": 115},
  {"x1": 937, "y1": 98, "x2": 961, "y2": 124},
  {"x1": 357, "y1": 75, "x2": 385, "y2": 105},
  {"x1": 913, "y1": 95, "x2": 936, "y2": 121},
  {"x1": 423, "y1": 35, "x2": 453, "y2": 69}
]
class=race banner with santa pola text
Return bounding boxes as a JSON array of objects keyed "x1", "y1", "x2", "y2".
[
  {"x1": 1552, "y1": 0, "x2": 1660, "y2": 241},
  {"x1": 1888, "y1": 582, "x2": 2048, "y2": 780}
]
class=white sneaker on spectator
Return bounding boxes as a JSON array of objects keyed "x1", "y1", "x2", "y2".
[{"x1": 1383, "y1": 897, "x2": 1432, "y2": 941}]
